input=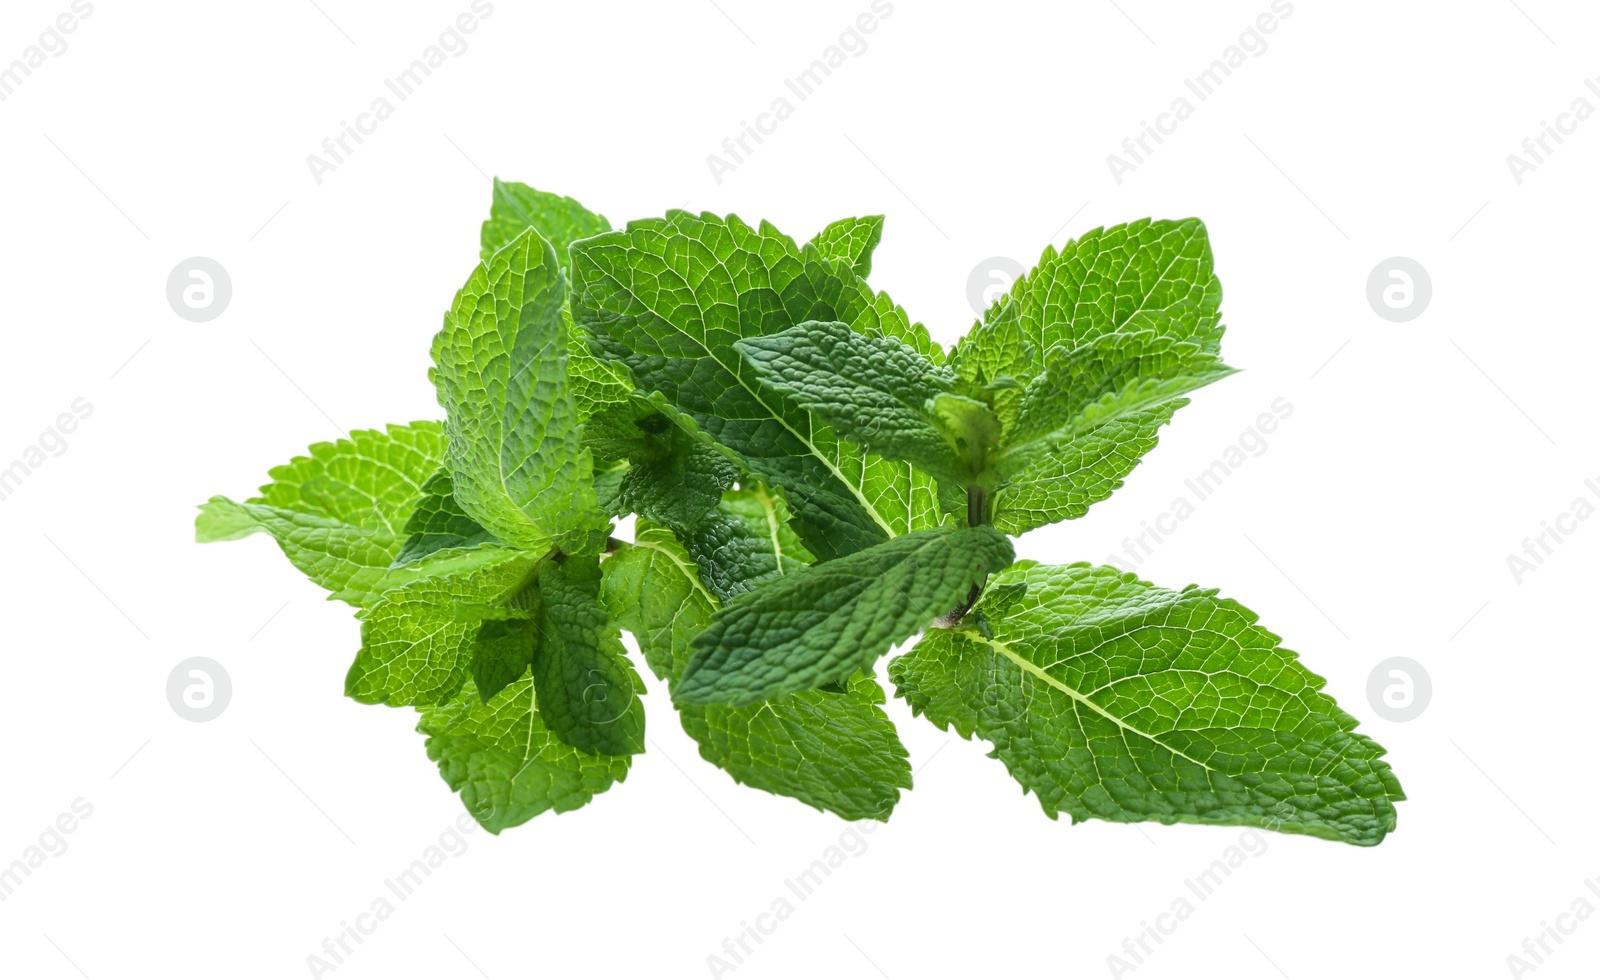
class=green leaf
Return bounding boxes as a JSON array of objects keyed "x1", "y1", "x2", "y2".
[
  {"x1": 1005, "y1": 332, "x2": 1235, "y2": 451},
  {"x1": 568, "y1": 317, "x2": 634, "y2": 423},
  {"x1": 345, "y1": 549, "x2": 541, "y2": 706},
  {"x1": 992, "y1": 331, "x2": 1236, "y2": 534},
  {"x1": 600, "y1": 522, "x2": 716, "y2": 683},
  {"x1": 677, "y1": 669, "x2": 912, "y2": 820},
  {"x1": 475, "y1": 180, "x2": 631, "y2": 424},
  {"x1": 955, "y1": 218, "x2": 1222, "y2": 388},
  {"x1": 587, "y1": 397, "x2": 740, "y2": 529},
  {"x1": 735, "y1": 320, "x2": 986, "y2": 487},
  {"x1": 480, "y1": 178, "x2": 611, "y2": 264},
  {"x1": 677, "y1": 525, "x2": 1015, "y2": 707},
  {"x1": 592, "y1": 460, "x2": 629, "y2": 519},
  {"x1": 569, "y1": 211, "x2": 944, "y2": 560},
  {"x1": 889, "y1": 562, "x2": 1404, "y2": 846},
  {"x1": 196, "y1": 422, "x2": 446, "y2": 606},
  {"x1": 530, "y1": 555, "x2": 646, "y2": 756},
  {"x1": 432, "y1": 227, "x2": 603, "y2": 555},
  {"x1": 807, "y1": 215, "x2": 884, "y2": 278},
  {"x1": 394, "y1": 468, "x2": 497, "y2": 565},
  {"x1": 679, "y1": 486, "x2": 813, "y2": 603},
  {"x1": 600, "y1": 523, "x2": 911, "y2": 819},
  {"x1": 470, "y1": 617, "x2": 538, "y2": 703},
  {"x1": 418, "y1": 678, "x2": 631, "y2": 834},
  {"x1": 951, "y1": 219, "x2": 1225, "y2": 534}
]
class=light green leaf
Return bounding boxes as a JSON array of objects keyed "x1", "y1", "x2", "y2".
[
  {"x1": 1006, "y1": 332, "x2": 1235, "y2": 451},
  {"x1": 480, "y1": 178, "x2": 611, "y2": 265},
  {"x1": 393, "y1": 468, "x2": 497, "y2": 565},
  {"x1": 474, "y1": 180, "x2": 631, "y2": 422},
  {"x1": 600, "y1": 522, "x2": 717, "y2": 682},
  {"x1": 529, "y1": 555, "x2": 646, "y2": 756},
  {"x1": 677, "y1": 525, "x2": 1015, "y2": 706},
  {"x1": 418, "y1": 677, "x2": 631, "y2": 834},
  {"x1": 345, "y1": 549, "x2": 541, "y2": 706},
  {"x1": 951, "y1": 219, "x2": 1225, "y2": 534},
  {"x1": 992, "y1": 331, "x2": 1236, "y2": 534},
  {"x1": 889, "y1": 562, "x2": 1404, "y2": 846},
  {"x1": 432, "y1": 227, "x2": 603, "y2": 555},
  {"x1": 196, "y1": 422, "x2": 445, "y2": 606},
  {"x1": 736, "y1": 320, "x2": 986, "y2": 488},
  {"x1": 569, "y1": 211, "x2": 944, "y2": 560},
  {"x1": 679, "y1": 486, "x2": 813, "y2": 603},
  {"x1": 808, "y1": 215, "x2": 884, "y2": 278},
  {"x1": 954, "y1": 218, "x2": 1222, "y2": 388},
  {"x1": 600, "y1": 523, "x2": 911, "y2": 819}
]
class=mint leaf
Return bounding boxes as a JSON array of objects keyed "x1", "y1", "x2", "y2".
[
  {"x1": 677, "y1": 525, "x2": 1015, "y2": 706},
  {"x1": 600, "y1": 522, "x2": 717, "y2": 682},
  {"x1": 807, "y1": 215, "x2": 884, "y2": 277},
  {"x1": 678, "y1": 669, "x2": 912, "y2": 821},
  {"x1": 585, "y1": 396, "x2": 739, "y2": 529},
  {"x1": 345, "y1": 549, "x2": 541, "y2": 706},
  {"x1": 196, "y1": 422, "x2": 446, "y2": 606},
  {"x1": 735, "y1": 320, "x2": 990, "y2": 488},
  {"x1": 952, "y1": 219, "x2": 1224, "y2": 533},
  {"x1": 394, "y1": 468, "x2": 497, "y2": 565},
  {"x1": 569, "y1": 211, "x2": 944, "y2": 559},
  {"x1": 472, "y1": 180, "x2": 633, "y2": 422},
  {"x1": 890, "y1": 562, "x2": 1404, "y2": 846},
  {"x1": 586, "y1": 397, "x2": 739, "y2": 530},
  {"x1": 955, "y1": 218, "x2": 1222, "y2": 388},
  {"x1": 480, "y1": 178, "x2": 611, "y2": 264},
  {"x1": 601, "y1": 523, "x2": 912, "y2": 819},
  {"x1": 470, "y1": 614, "x2": 539, "y2": 703},
  {"x1": 680, "y1": 486, "x2": 814, "y2": 602},
  {"x1": 992, "y1": 331, "x2": 1236, "y2": 534},
  {"x1": 418, "y1": 678, "x2": 631, "y2": 834},
  {"x1": 530, "y1": 555, "x2": 646, "y2": 756},
  {"x1": 621, "y1": 439, "x2": 738, "y2": 529},
  {"x1": 432, "y1": 227, "x2": 603, "y2": 555},
  {"x1": 569, "y1": 323, "x2": 634, "y2": 423}
]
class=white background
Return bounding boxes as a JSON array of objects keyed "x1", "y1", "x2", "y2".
[{"x1": 2, "y1": 1, "x2": 1596, "y2": 977}]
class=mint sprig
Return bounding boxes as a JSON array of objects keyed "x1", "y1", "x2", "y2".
[{"x1": 198, "y1": 181, "x2": 1404, "y2": 845}]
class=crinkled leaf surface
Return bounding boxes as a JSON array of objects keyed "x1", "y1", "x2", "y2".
[
  {"x1": 600, "y1": 523, "x2": 911, "y2": 819},
  {"x1": 679, "y1": 486, "x2": 813, "y2": 603},
  {"x1": 736, "y1": 320, "x2": 976, "y2": 487},
  {"x1": 994, "y1": 331, "x2": 1235, "y2": 533},
  {"x1": 569, "y1": 211, "x2": 944, "y2": 560},
  {"x1": 480, "y1": 178, "x2": 612, "y2": 264},
  {"x1": 890, "y1": 562, "x2": 1404, "y2": 846},
  {"x1": 951, "y1": 219, "x2": 1225, "y2": 534},
  {"x1": 471, "y1": 617, "x2": 538, "y2": 704},
  {"x1": 195, "y1": 422, "x2": 445, "y2": 606},
  {"x1": 346, "y1": 549, "x2": 540, "y2": 706},
  {"x1": 473, "y1": 179, "x2": 634, "y2": 422},
  {"x1": 529, "y1": 555, "x2": 645, "y2": 756},
  {"x1": 678, "y1": 525, "x2": 1015, "y2": 706},
  {"x1": 432, "y1": 227, "x2": 602, "y2": 555},
  {"x1": 394, "y1": 468, "x2": 497, "y2": 565},
  {"x1": 418, "y1": 678, "x2": 631, "y2": 834},
  {"x1": 807, "y1": 215, "x2": 884, "y2": 278}
]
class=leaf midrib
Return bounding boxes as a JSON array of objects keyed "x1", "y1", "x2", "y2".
[
  {"x1": 586, "y1": 246, "x2": 896, "y2": 538},
  {"x1": 954, "y1": 628, "x2": 1220, "y2": 775}
]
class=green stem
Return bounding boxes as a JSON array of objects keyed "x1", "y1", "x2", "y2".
[
  {"x1": 938, "y1": 486, "x2": 992, "y2": 628},
  {"x1": 966, "y1": 485, "x2": 988, "y2": 528}
]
